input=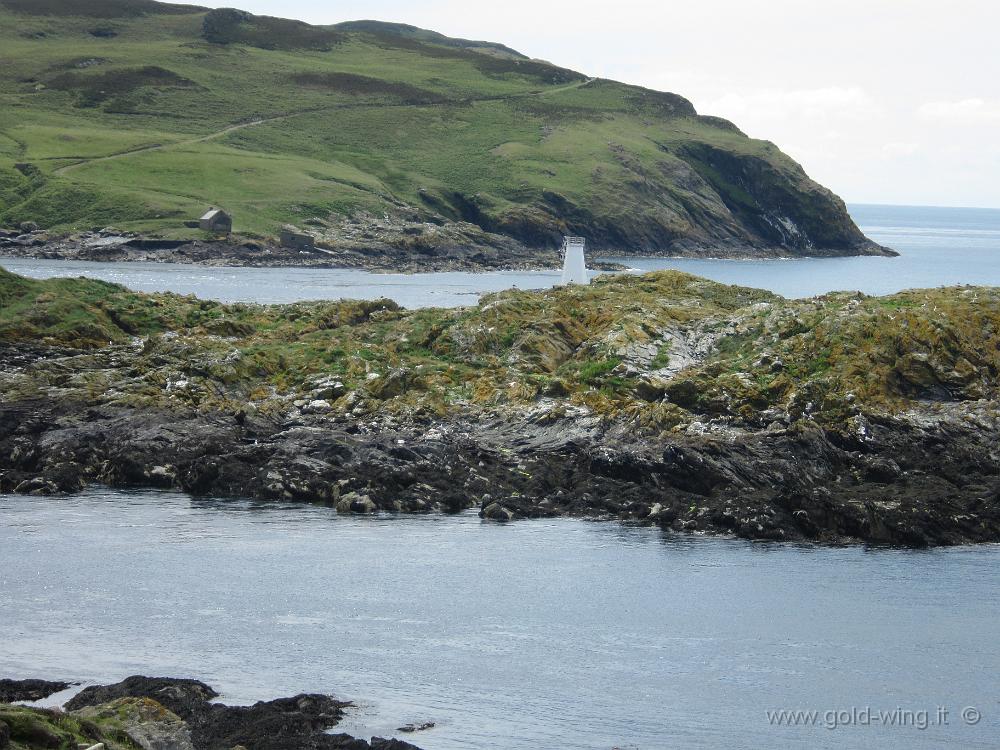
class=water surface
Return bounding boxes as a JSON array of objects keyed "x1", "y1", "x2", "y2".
[
  {"x1": 2, "y1": 488, "x2": 998, "y2": 749},
  {"x1": 0, "y1": 259, "x2": 559, "y2": 308},
  {"x1": 607, "y1": 204, "x2": 1000, "y2": 298}
]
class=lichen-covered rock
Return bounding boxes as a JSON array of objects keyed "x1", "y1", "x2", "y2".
[{"x1": 73, "y1": 697, "x2": 194, "y2": 750}]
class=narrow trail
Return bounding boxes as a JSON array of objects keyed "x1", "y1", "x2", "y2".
[
  {"x1": 54, "y1": 110, "x2": 311, "y2": 175},
  {"x1": 52, "y1": 77, "x2": 597, "y2": 176}
]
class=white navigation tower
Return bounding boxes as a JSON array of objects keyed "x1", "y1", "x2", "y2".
[{"x1": 561, "y1": 236, "x2": 589, "y2": 285}]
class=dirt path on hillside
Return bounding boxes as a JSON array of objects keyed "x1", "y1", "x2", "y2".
[
  {"x1": 53, "y1": 78, "x2": 596, "y2": 176},
  {"x1": 53, "y1": 110, "x2": 310, "y2": 175}
]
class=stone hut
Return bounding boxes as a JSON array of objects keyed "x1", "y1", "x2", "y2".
[
  {"x1": 199, "y1": 208, "x2": 232, "y2": 234},
  {"x1": 280, "y1": 225, "x2": 313, "y2": 250}
]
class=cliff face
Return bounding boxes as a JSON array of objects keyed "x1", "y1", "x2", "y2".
[{"x1": 0, "y1": 1, "x2": 890, "y2": 258}]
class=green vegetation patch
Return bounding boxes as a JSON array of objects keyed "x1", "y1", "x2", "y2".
[
  {"x1": 202, "y1": 8, "x2": 344, "y2": 51},
  {"x1": 0, "y1": 0, "x2": 201, "y2": 17},
  {"x1": 288, "y1": 72, "x2": 448, "y2": 104},
  {"x1": 2, "y1": 268, "x2": 999, "y2": 423},
  {"x1": 46, "y1": 65, "x2": 197, "y2": 108},
  {"x1": 0, "y1": 703, "x2": 137, "y2": 750}
]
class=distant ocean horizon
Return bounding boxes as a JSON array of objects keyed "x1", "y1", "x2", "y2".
[
  {"x1": 850, "y1": 202, "x2": 1000, "y2": 212},
  {"x1": 611, "y1": 203, "x2": 1000, "y2": 298}
]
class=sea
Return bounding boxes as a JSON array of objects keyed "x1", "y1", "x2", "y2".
[{"x1": 2, "y1": 489, "x2": 998, "y2": 750}]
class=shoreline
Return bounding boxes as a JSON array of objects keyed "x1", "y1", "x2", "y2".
[
  {"x1": 3, "y1": 394, "x2": 998, "y2": 548},
  {"x1": 0, "y1": 676, "x2": 426, "y2": 750},
  {"x1": 0, "y1": 229, "x2": 896, "y2": 274}
]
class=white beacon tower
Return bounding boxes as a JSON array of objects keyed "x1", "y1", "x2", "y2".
[{"x1": 560, "y1": 236, "x2": 589, "y2": 285}]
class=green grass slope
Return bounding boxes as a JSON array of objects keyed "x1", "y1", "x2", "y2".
[{"x1": 0, "y1": 0, "x2": 884, "y2": 256}]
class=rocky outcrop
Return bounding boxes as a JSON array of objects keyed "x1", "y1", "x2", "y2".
[
  {"x1": 1, "y1": 397, "x2": 998, "y2": 547},
  {"x1": 0, "y1": 676, "x2": 424, "y2": 750},
  {"x1": 0, "y1": 679, "x2": 70, "y2": 703},
  {"x1": 1, "y1": 268, "x2": 998, "y2": 547},
  {"x1": 62, "y1": 676, "x2": 423, "y2": 750},
  {"x1": 0, "y1": 226, "x2": 626, "y2": 272}
]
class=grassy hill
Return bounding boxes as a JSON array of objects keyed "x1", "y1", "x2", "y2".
[{"x1": 0, "y1": 0, "x2": 887, "y2": 257}]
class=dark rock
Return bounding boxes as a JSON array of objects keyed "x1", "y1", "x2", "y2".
[
  {"x1": 635, "y1": 378, "x2": 666, "y2": 402},
  {"x1": 189, "y1": 693, "x2": 352, "y2": 750},
  {"x1": 65, "y1": 676, "x2": 219, "y2": 716},
  {"x1": 371, "y1": 740, "x2": 423, "y2": 750},
  {"x1": 396, "y1": 721, "x2": 435, "y2": 733},
  {"x1": 0, "y1": 679, "x2": 70, "y2": 703},
  {"x1": 62, "y1": 675, "x2": 416, "y2": 750},
  {"x1": 2, "y1": 364, "x2": 1000, "y2": 546}
]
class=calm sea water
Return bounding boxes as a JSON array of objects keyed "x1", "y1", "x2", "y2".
[
  {"x1": 2, "y1": 204, "x2": 999, "y2": 305},
  {"x1": 613, "y1": 204, "x2": 1000, "y2": 298},
  {"x1": 0, "y1": 259, "x2": 561, "y2": 308},
  {"x1": 2, "y1": 489, "x2": 999, "y2": 750}
]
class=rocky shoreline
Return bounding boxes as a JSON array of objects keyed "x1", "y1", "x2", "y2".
[
  {"x1": 0, "y1": 676, "x2": 423, "y2": 750},
  {"x1": 0, "y1": 227, "x2": 565, "y2": 273},
  {"x1": 1, "y1": 267, "x2": 998, "y2": 548},
  {"x1": 0, "y1": 223, "x2": 894, "y2": 274},
  {"x1": 2, "y1": 394, "x2": 998, "y2": 547}
]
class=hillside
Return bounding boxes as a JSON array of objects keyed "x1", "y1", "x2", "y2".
[{"x1": 0, "y1": 0, "x2": 890, "y2": 259}]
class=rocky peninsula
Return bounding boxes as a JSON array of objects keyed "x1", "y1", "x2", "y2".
[
  {"x1": 0, "y1": 676, "x2": 423, "y2": 750},
  {"x1": 0, "y1": 223, "x2": 576, "y2": 273},
  {"x1": 1, "y1": 266, "x2": 998, "y2": 547}
]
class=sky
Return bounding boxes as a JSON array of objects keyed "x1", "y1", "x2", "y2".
[{"x1": 172, "y1": 0, "x2": 1000, "y2": 208}]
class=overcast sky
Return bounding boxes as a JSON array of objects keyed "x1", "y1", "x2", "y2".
[{"x1": 176, "y1": 0, "x2": 1000, "y2": 208}]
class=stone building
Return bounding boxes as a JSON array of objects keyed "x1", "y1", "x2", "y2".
[{"x1": 199, "y1": 208, "x2": 232, "y2": 234}]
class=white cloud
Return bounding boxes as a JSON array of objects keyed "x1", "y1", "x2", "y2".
[
  {"x1": 918, "y1": 98, "x2": 1000, "y2": 122},
  {"x1": 700, "y1": 87, "x2": 877, "y2": 122}
]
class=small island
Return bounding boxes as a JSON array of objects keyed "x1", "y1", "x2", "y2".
[{"x1": 1, "y1": 266, "x2": 997, "y2": 547}]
